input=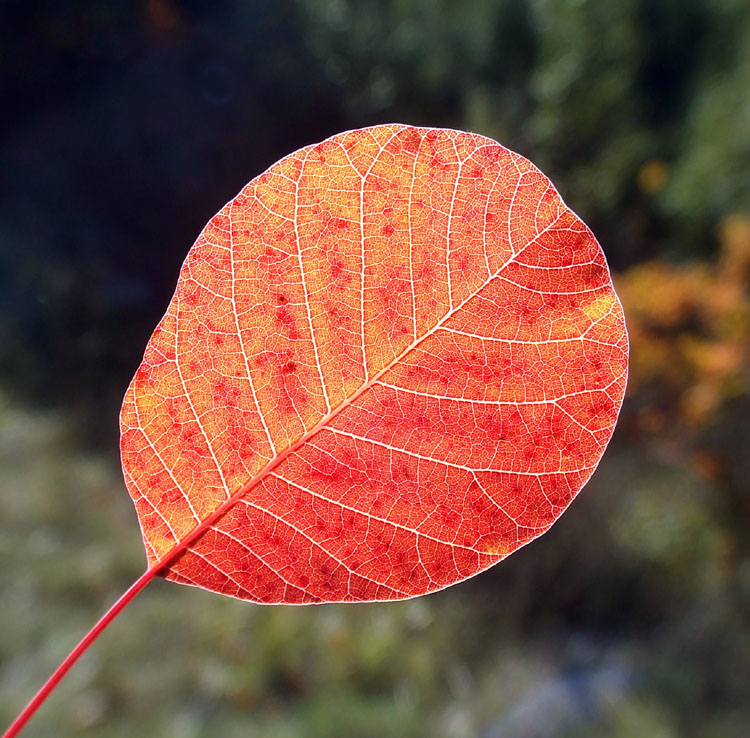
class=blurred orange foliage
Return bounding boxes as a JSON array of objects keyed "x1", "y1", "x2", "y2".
[{"x1": 616, "y1": 214, "x2": 750, "y2": 430}]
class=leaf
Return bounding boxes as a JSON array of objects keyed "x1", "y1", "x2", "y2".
[
  {"x1": 4, "y1": 125, "x2": 629, "y2": 738},
  {"x1": 120, "y1": 124, "x2": 628, "y2": 604}
]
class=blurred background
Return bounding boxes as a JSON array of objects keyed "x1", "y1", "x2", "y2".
[{"x1": 1, "y1": 1, "x2": 748, "y2": 736}]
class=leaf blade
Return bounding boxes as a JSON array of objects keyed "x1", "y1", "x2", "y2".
[{"x1": 120, "y1": 124, "x2": 628, "y2": 603}]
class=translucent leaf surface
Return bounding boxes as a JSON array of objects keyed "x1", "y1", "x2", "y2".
[{"x1": 120, "y1": 124, "x2": 628, "y2": 603}]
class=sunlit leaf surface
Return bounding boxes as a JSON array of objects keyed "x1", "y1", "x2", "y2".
[{"x1": 120, "y1": 124, "x2": 628, "y2": 604}]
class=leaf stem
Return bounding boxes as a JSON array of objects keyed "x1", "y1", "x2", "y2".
[{"x1": 2, "y1": 565, "x2": 159, "y2": 738}]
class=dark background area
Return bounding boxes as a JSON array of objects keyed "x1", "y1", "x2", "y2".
[{"x1": 1, "y1": 2, "x2": 748, "y2": 737}]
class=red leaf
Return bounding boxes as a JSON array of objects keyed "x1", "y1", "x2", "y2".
[
  {"x1": 4, "y1": 125, "x2": 630, "y2": 737},
  {"x1": 120, "y1": 124, "x2": 628, "y2": 604}
]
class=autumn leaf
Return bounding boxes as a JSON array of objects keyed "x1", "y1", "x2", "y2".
[
  {"x1": 4, "y1": 124, "x2": 627, "y2": 737},
  {"x1": 122, "y1": 123, "x2": 628, "y2": 603}
]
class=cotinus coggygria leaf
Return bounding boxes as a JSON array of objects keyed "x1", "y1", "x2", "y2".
[
  {"x1": 4, "y1": 124, "x2": 629, "y2": 738},
  {"x1": 120, "y1": 124, "x2": 628, "y2": 604}
]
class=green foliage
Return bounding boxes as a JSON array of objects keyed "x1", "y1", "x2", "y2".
[{"x1": 661, "y1": 9, "x2": 750, "y2": 235}]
